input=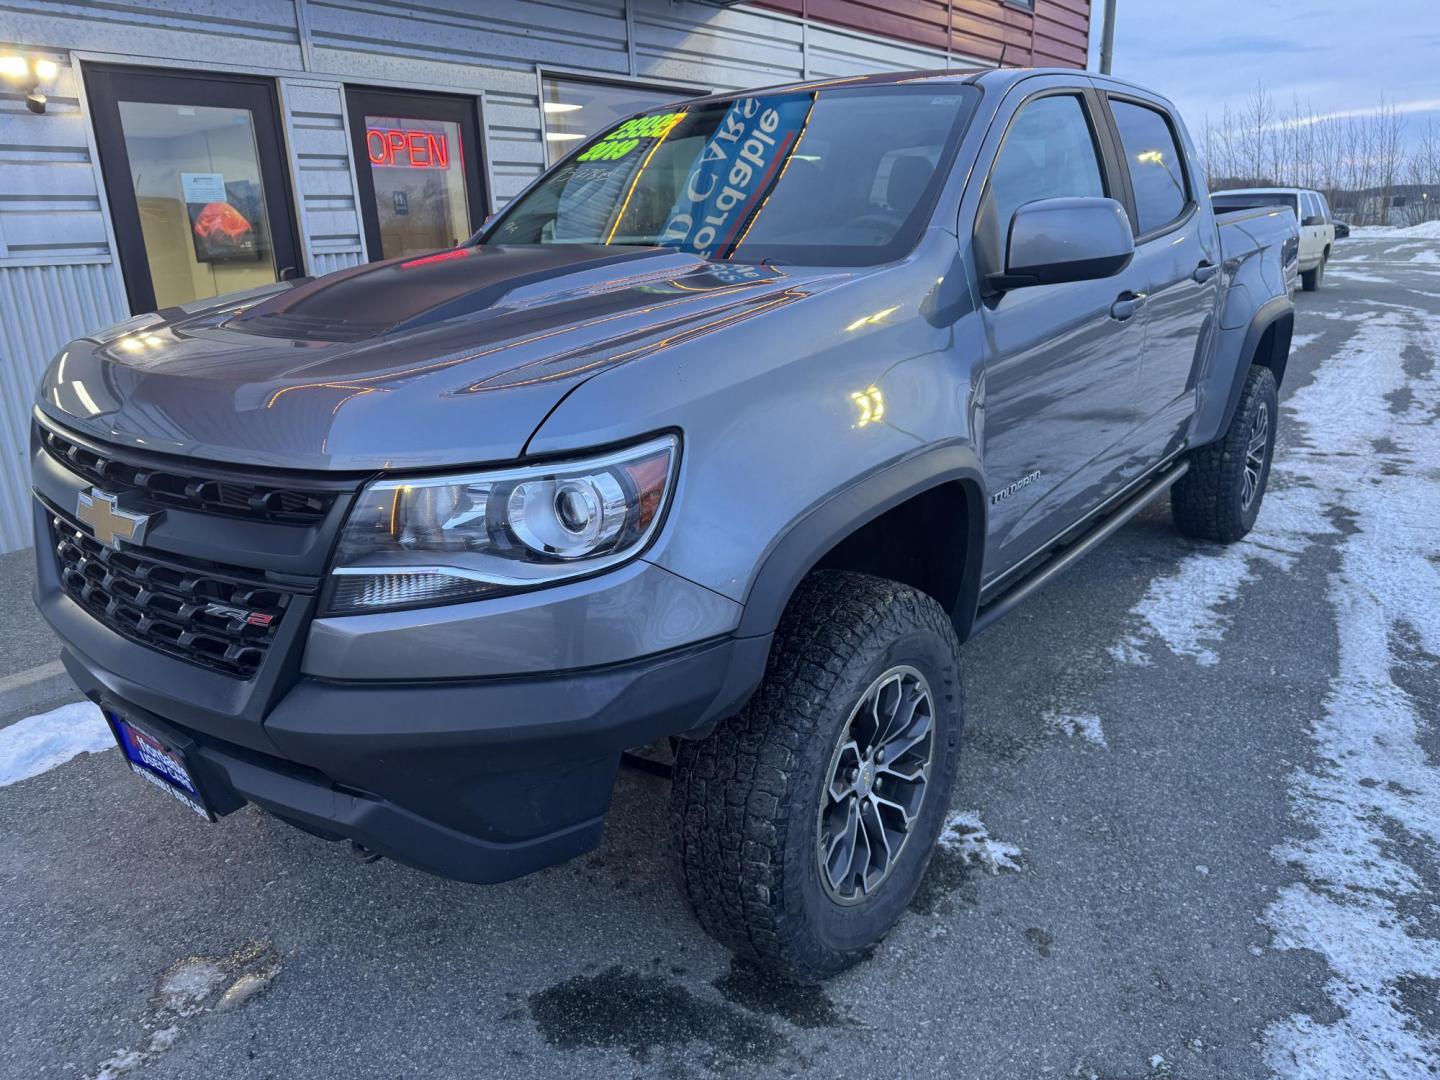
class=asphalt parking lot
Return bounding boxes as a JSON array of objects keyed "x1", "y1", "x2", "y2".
[{"x1": 2, "y1": 236, "x2": 1437, "y2": 1080}]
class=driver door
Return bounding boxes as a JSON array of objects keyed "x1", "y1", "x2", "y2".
[{"x1": 971, "y1": 82, "x2": 1151, "y2": 583}]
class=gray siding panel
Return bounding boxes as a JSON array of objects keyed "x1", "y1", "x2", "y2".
[
  {"x1": 0, "y1": 263, "x2": 127, "y2": 550},
  {"x1": 806, "y1": 23, "x2": 952, "y2": 78},
  {"x1": 1, "y1": 3, "x2": 303, "y2": 70},
  {"x1": 280, "y1": 80, "x2": 366, "y2": 265},
  {"x1": 633, "y1": 0, "x2": 804, "y2": 90}
]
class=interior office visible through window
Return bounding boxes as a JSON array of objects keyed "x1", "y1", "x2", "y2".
[{"x1": 540, "y1": 75, "x2": 701, "y2": 166}]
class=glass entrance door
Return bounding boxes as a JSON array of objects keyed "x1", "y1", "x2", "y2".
[
  {"x1": 85, "y1": 66, "x2": 302, "y2": 314},
  {"x1": 345, "y1": 88, "x2": 487, "y2": 262}
]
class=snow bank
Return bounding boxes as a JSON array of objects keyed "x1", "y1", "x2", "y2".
[
  {"x1": 1349, "y1": 220, "x2": 1440, "y2": 240},
  {"x1": 0, "y1": 701, "x2": 112, "y2": 787}
]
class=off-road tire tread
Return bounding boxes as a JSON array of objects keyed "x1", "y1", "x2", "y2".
[
  {"x1": 1171, "y1": 364, "x2": 1277, "y2": 543},
  {"x1": 670, "y1": 571, "x2": 960, "y2": 977}
]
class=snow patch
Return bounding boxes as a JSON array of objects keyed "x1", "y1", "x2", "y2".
[
  {"x1": 1288, "y1": 332, "x2": 1320, "y2": 351},
  {"x1": 84, "y1": 941, "x2": 282, "y2": 1080},
  {"x1": 1044, "y1": 710, "x2": 1106, "y2": 747},
  {"x1": 0, "y1": 702, "x2": 113, "y2": 787},
  {"x1": 939, "y1": 811, "x2": 1022, "y2": 874},
  {"x1": 1410, "y1": 248, "x2": 1440, "y2": 264}
]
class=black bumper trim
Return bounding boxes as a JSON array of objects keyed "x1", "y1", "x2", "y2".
[{"x1": 61, "y1": 633, "x2": 771, "y2": 884}]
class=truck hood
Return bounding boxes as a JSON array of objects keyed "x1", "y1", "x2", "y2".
[{"x1": 37, "y1": 244, "x2": 829, "y2": 471}]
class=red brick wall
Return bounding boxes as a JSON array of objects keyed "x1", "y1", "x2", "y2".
[{"x1": 754, "y1": 0, "x2": 1092, "y2": 69}]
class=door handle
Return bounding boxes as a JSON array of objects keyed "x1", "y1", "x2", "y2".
[
  {"x1": 1109, "y1": 291, "x2": 1147, "y2": 322},
  {"x1": 1192, "y1": 261, "x2": 1219, "y2": 284}
]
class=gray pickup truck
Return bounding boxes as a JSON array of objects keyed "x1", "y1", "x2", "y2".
[{"x1": 32, "y1": 68, "x2": 1298, "y2": 979}]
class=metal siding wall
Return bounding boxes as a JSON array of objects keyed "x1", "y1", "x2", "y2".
[
  {"x1": 805, "y1": 22, "x2": 951, "y2": 78},
  {"x1": 1, "y1": 50, "x2": 128, "y2": 551},
  {"x1": 0, "y1": 264, "x2": 128, "y2": 550},
  {"x1": 632, "y1": 0, "x2": 804, "y2": 91}
]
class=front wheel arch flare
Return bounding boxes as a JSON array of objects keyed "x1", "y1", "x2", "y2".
[{"x1": 735, "y1": 448, "x2": 987, "y2": 641}]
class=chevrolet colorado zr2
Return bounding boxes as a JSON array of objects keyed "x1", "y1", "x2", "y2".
[{"x1": 32, "y1": 68, "x2": 1299, "y2": 979}]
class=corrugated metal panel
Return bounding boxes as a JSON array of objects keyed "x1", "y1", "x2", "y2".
[
  {"x1": 309, "y1": 251, "x2": 363, "y2": 275},
  {"x1": 306, "y1": 0, "x2": 629, "y2": 74},
  {"x1": 0, "y1": 264, "x2": 127, "y2": 551},
  {"x1": 1, "y1": 2, "x2": 303, "y2": 71},
  {"x1": 632, "y1": 0, "x2": 804, "y2": 91},
  {"x1": 280, "y1": 80, "x2": 366, "y2": 268},
  {"x1": 0, "y1": 57, "x2": 110, "y2": 265},
  {"x1": 805, "y1": 22, "x2": 951, "y2": 79}
]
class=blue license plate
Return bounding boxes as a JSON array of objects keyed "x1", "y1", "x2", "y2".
[{"x1": 108, "y1": 712, "x2": 214, "y2": 821}]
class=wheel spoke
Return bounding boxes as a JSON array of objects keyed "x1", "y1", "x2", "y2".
[
  {"x1": 879, "y1": 701, "x2": 931, "y2": 765},
  {"x1": 824, "y1": 797, "x2": 861, "y2": 894}
]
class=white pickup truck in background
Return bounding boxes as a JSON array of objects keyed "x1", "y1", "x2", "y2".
[{"x1": 1211, "y1": 187, "x2": 1337, "y2": 291}]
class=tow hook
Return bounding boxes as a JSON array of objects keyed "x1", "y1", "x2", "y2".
[{"x1": 349, "y1": 840, "x2": 382, "y2": 864}]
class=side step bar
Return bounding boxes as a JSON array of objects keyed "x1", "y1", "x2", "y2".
[{"x1": 969, "y1": 460, "x2": 1189, "y2": 637}]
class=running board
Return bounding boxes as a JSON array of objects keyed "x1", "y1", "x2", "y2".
[{"x1": 969, "y1": 460, "x2": 1189, "y2": 637}]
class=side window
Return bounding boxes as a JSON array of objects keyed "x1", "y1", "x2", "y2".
[
  {"x1": 1110, "y1": 99, "x2": 1190, "y2": 235},
  {"x1": 984, "y1": 94, "x2": 1106, "y2": 259},
  {"x1": 1317, "y1": 193, "x2": 1331, "y2": 221}
]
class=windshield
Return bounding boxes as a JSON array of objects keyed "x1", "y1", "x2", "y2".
[{"x1": 485, "y1": 84, "x2": 979, "y2": 266}]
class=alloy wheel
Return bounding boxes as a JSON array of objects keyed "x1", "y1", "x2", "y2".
[{"x1": 816, "y1": 665, "x2": 935, "y2": 904}]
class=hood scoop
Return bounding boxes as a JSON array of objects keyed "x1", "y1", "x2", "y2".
[{"x1": 221, "y1": 244, "x2": 674, "y2": 344}]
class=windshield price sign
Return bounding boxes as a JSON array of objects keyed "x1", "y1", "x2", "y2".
[{"x1": 658, "y1": 94, "x2": 813, "y2": 259}]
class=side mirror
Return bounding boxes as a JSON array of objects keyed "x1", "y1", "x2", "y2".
[
  {"x1": 989, "y1": 196, "x2": 1135, "y2": 292},
  {"x1": 1302, "y1": 214, "x2": 1325, "y2": 227}
]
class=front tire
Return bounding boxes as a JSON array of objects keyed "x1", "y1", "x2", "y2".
[
  {"x1": 1171, "y1": 364, "x2": 1278, "y2": 543},
  {"x1": 670, "y1": 571, "x2": 963, "y2": 980},
  {"x1": 1301, "y1": 254, "x2": 1325, "y2": 291}
]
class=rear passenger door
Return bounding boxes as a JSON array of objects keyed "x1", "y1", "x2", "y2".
[
  {"x1": 1102, "y1": 93, "x2": 1219, "y2": 458},
  {"x1": 971, "y1": 80, "x2": 1152, "y2": 579}
]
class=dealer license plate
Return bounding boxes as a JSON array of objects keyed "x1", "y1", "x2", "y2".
[{"x1": 107, "y1": 711, "x2": 214, "y2": 821}]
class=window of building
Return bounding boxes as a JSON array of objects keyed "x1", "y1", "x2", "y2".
[
  {"x1": 346, "y1": 87, "x2": 487, "y2": 262},
  {"x1": 541, "y1": 75, "x2": 701, "y2": 166},
  {"x1": 1110, "y1": 99, "x2": 1191, "y2": 235},
  {"x1": 85, "y1": 65, "x2": 303, "y2": 314},
  {"x1": 984, "y1": 94, "x2": 1106, "y2": 256}
]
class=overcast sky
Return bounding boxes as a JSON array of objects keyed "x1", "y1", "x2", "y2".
[{"x1": 1088, "y1": 0, "x2": 1440, "y2": 150}]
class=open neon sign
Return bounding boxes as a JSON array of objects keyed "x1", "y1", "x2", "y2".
[{"x1": 366, "y1": 127, "x2": 451, "y2": 169}]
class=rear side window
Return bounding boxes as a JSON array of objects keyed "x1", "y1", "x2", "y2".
[
  {"x1": 986, "y1": 94, "x2": 1106, "y2": 245},
  {"x1": 1110, "y1": 100, "x2": 1190, "y2": 235}
]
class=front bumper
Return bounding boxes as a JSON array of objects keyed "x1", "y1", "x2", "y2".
[{"x1": 59, "y1": 628, "x2": 768, "y2": 883}]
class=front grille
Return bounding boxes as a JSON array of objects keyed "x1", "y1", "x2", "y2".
[
  {"x1": 50, "y1": 510, "x2": 302, "y2": 678},
  {"x1": 41, "y1": 427, "x2": 333, "y2": 526}
]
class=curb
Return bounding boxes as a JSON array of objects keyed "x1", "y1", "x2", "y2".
[{"x1": 0, "y1": 660, "x2": 80, "y2": 718}]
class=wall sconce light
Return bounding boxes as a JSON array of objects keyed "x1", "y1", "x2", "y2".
[{"x1": 0, "y1": 53, "x2": 59, "y2": 114}]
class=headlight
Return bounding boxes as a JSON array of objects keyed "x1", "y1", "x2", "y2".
[{"x1": 327, "y1": 434, "x2": 678, "y2": 614}]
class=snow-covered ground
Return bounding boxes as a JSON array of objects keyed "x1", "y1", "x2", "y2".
[
  {"x1": 0, "y1": 701, "x2": 112, "y2": 787},
  {"x1": 1111, "y1": 288, "x2": 1440, "y2": 1076}
]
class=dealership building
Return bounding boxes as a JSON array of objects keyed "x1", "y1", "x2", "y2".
[{"x1": 0, "y1": 0, "x2": 1092, "y2": 551}]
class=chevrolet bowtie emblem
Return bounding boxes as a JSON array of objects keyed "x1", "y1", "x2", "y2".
[{"x1": 76, "y1": 489, "x2": 154, "y2": 550}]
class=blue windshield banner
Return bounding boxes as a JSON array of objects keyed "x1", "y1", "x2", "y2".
[{"x1": 659, "y1": 94, "x2": 813, "y2": 259}]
